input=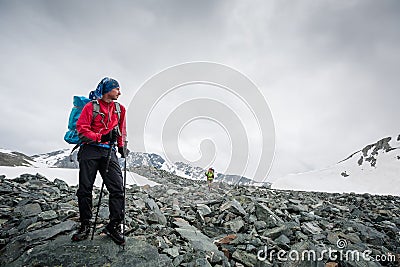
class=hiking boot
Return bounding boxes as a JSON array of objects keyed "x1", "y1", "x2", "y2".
[
  {"x1": 71, "y1": 221, "x2": 90, "y2": 242},
  {"x1": 103, "y1": 221, "x2": 125, "y2": 245}
]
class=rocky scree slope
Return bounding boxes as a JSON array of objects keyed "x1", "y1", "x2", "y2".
[{"x1": 0, "y1": 168, "x2": 399, "y2": 266}]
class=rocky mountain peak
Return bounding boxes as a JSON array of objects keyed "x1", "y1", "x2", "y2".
[
  {"x1": 357, "y1": 136, "x2": 398, "y2": 167},
  {"x1": 338, "y1": 134, "x2": 399, "y2": 169}
]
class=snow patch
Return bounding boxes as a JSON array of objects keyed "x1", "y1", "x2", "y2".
[
  {"x1": 273, "y1": 141, "x2": 400, "y2": 196},
  {"x1": 0, "y1": 166, "x2": 158, "y2": 187}
]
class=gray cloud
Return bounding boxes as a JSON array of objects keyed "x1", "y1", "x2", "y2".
[{"x1": 0, "y1": 0, "x2": 399, "y2": 180}]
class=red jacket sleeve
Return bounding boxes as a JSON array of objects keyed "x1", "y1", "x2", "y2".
[{"x1": 76, "y1": 102, "x2": 102, "y2": 143}]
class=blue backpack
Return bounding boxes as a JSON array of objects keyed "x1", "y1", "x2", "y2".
[{"x1": 64, "y1": 96, "x2": 121, "y2": 145}]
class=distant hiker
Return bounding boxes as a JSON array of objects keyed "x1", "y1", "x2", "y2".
[
  {"x1": 71, "y1": 77, "x2": 127, "y2": 245},
  {"x1": 205, "y1": 167, "x2": 214, "y2": 191}
]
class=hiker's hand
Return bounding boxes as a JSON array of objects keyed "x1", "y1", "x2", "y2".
[
  {"x1": 118, "y1": 147, "x2": 125, "y2": 158},
  {"x1": 101, "y1": 129, "x2": 118, "y2": 143}
]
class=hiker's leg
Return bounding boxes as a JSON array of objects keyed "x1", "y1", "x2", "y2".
[
  {"x1": 100, "y1": 151, "x2": 124, "y2": 222},
  {"x1": 77, "y1": 158, "x2": 99, "y2": 222},
  {"x1": 100, "y1": 151, "x2": 125, "y2": 244}
]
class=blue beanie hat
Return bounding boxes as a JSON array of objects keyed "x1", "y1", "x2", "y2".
[{"x1": 89, "y1": 77, "x2": 120, "y2": 100}]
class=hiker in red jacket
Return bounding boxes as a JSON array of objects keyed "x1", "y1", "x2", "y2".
[{"x1": 71, "y1": 77, "x2": 127, "y2": 245}]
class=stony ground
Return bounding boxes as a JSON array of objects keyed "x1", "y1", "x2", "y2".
[{"x1": 0, "y1": 168, "x2": 399, "y2": 266}]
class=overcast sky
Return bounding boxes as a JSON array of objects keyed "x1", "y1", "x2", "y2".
[{"x1": 0, "y1": 0, "x2": 399, "y2": 181}]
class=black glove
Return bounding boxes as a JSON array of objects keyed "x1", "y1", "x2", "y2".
[
  {"x1": 101, "y1": 128, "x2": 118, "y2": 143},
  {"x1": 118, "y1": 147, "x2": 125, "y2": 158},
  {"x1": 118, "y1": 147, "x2": 130, "y2": 158}
]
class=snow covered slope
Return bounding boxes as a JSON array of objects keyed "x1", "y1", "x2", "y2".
[
  {"x1": 32, "y1": 149, "x2": 252, "y2": 184},
  {"x1": 1, "y1": 146, "x2": 157, "y2": 187},
  {"x1": 31, "y1": 148, "x2": 72, "y2": 167},
  {"x1": 272, "y1": 134, "x2": 400, "y2": 196},
  {"x1": 0, "y1": 148, "x2": 36, "y2": 167},
  {"x1": 0, "y1": 166, "x2": 157, "y2": 187}
]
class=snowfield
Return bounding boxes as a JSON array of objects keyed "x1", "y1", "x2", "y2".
[
  {"x1": 0, "y1": 166, "x2": 158, "y2": 188},
  {"x1": 1, "y1": 134, "x2": 399, "y2": 196},
  {"x1": 272, "y1": 136, "x2": 400, "y2": 196}
]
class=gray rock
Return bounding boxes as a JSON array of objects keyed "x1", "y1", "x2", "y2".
[
  {"x1": 301, "y1": 222, "x2": 323, "y2": 235},
  {"x1": 287, "y1": 204, "x2": 309, "y2": 213},
  {"x1": 340, "y1": 232, "x2": 363, "y2": 244},
  {"x1": 345, "y1": 221, "x2": 387, "y2": 245},
  {"x1": 26, "y1": 219, "x2": 76, "y2": 241},
  {"x1": 274, "y1": 234, "x2": 291, "y2": 245},
  {"x1": 53, "y1": 178, "x2": 69, "y2": 189},
  {"x1": 17, "y1": 217, "x2": 37, "y2": 232},
  {"x1": 232, "y1": 249, "x2": 258, "y2": 267},
  {"x1": 14, "y1": 203, "x2": 42, "y2": 217},
  {"x1": 194, "y1": 258, "x2": 213, "y2": 267},
  {"x1": 173, "y1": 219, "x2": 220, "y2": 253},
  {"x1": 256, "y1": 203, "x2": 284, "y2": 224},
  {"x1": 295, "y1": 231, "x2": 308, "y2": 241},
  {"x1": 254, "y1": 220, "x2": 267, "y2": 231},
  {"x1": 11, "y1": 235, "x2": 164, "y2": 267},
  {"x1": 173, "y1": 255, "x2": 184, "y2": 266},
  {"x1": 197, "y1": 204, "x2": 212, "y2": 217},
  {"x1": 166, "y1": 189, "x2": 179, "y2": 195},
  {"x1": 148, "y1": 211, "x2": 167, "y2": 225},
  {"x1": 224, "y1": 218, "x2": 245, "y2": 233},
  {"x1": 220, "y1": 199, "x2": 247, "y2": 216},
  {"x1": 38, "y1": 210, "x2": 58, "y2": 221},
  {"x1": 164, "y1": 246, "x2": 180, "y2": 258},
  {"x1": 158, "y1": 253, "x2": 174, "y2": 266},
  {"x1": 1, "y1": 220, "x2": 76, "y2": 265},
  {"x1": 133, "y1": 198, "x2": 146, "y2": 209},
  {"x1": 263, "y1": 225, "x2": 288, "y2": 239},
  {"x1": 99, "y1": 206, "x2": 110, "y2": 219},
  {"x1": 58, "y1": 203, "x2": 76, "y2": 210},
  {"x1": 145, "y1": 197, "x2": 160, "y2": 211}
]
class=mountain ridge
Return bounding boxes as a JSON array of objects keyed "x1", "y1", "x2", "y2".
[
  {"x1": 272, "y1": 133, "x2": 400, "y2": 196},
  {"x1": 1, "y1": 132, "x2": 399, "y2": 195},
  {"x1": 0, "y1": 149, "x2": 35, "y2": 167},
  {"x1": 1, "y1": 147, "x2": 258, "y2": 187}
]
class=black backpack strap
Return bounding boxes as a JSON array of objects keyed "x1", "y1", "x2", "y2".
[{"x1": 69, "y1": 143, "x2": 81, "y2": 162}]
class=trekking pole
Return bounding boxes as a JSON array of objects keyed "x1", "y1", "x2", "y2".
[
  {"x1": 122, "y1": 140, "x2": 127, "y2": 249},
  {"x1": 91, "y1": 141, "x2": 114, "y2": 240}
]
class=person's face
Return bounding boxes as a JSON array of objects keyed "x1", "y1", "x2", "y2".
[{"x1": 107, "y1": 87, "x2": 121, "y2": 100}]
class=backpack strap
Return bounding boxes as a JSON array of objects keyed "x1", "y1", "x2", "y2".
[
  {"x1": 69, "y1": 143, "x2": 81, "y2": 162},
  {"x1": 114, "y1": 102, "x2": 122, "y2": 136},
  {"x1": 92, "y1": 100, "x2": 101, "y2": 120},
  {"x1": 91, "y1": 99, "x2": 120, "y2": 122},
  {"x1": 114, "y1": 102, "x2": 121, "y2": 121}
]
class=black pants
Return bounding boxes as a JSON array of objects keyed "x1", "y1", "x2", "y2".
[{"x1": 77, "y1": 145, "x2": 124, "y2": 223}]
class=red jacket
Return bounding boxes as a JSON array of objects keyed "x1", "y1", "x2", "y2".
[{"x1": 76, "y1": 99, "x2": 127, "y2": 148}]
